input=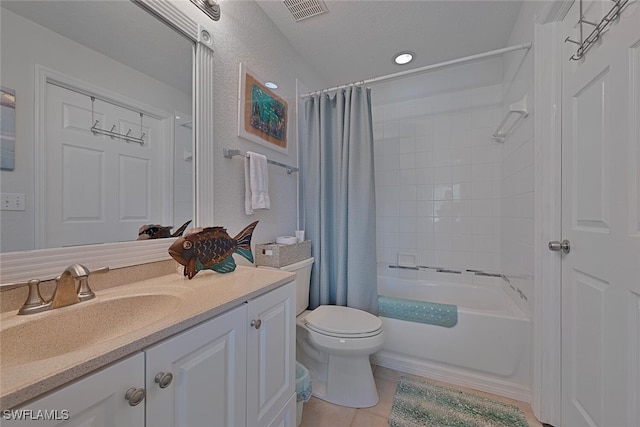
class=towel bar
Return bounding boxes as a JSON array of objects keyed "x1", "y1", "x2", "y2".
[
  {"x1": 491, "y1": 94, "x2": 528, "y2": 143},
  {"x1": 223, "y1": 148, "x2": 299, "y2": 174}
]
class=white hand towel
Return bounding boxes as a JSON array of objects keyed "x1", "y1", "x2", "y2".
[{"x1": 244, "y1": 151, "x2": 270, "y2": 215}]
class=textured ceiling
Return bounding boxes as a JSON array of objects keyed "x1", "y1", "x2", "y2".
[
  {"x1": 256, "y1": 0, "x2": 524, "y2": 89},
  {"x1": 4, "y1": 1, "x2": 524, "y2": 96}
]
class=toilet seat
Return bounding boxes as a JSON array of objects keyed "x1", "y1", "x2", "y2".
[{"x1": 304, "y1": 306, "x2": 383, "y2": 338}]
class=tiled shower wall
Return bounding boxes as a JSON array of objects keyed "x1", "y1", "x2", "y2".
[
  {"x1": 372, "y1": 84, "x2": 503, "y2": 274},
  {"x1": 499, "y1": 1, "x2": 538, "y2": 314}
]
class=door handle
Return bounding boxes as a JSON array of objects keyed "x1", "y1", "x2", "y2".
[{"x1": 548, "y1": 239, "x2": 570, "y2": 254}]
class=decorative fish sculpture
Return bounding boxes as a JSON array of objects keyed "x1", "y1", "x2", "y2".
[
  {"x1": 138, "y1": 220, "x2": 192, "y2": 240},
  {"x1": 168, "y1": 221, "x2": 258, "y2": 278}
]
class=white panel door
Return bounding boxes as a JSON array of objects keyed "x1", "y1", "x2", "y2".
[
  {"x1": 3, "y1": 353, "x2": 145, "y2": 427},
  {"x1": 145, "y1": 305, "x2": 248, "y2": 427},
  {"x1": 247, "y1": 281, "x2": 296, "y2": 427},
  {"x1": 44, "y1": 84, "x2": 165, "y2": 247},
  {"x1": 561, "y1": 2, "x2": 640, "y2": 426}
]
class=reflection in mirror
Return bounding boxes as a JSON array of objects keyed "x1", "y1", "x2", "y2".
[{"x1": 0, "y1": 0, "x2": 193, "y2": 252}]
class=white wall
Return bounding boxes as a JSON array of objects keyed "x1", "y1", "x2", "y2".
[
  {"x1": 372, "y1": 58, "x2": 505, "y2": 281},
  {"x1": 207, "y1": 1, "x2": 325, "y2": 256},
  {"x1": 0, "y1": 9, "x2": 190, "y2": 252}
]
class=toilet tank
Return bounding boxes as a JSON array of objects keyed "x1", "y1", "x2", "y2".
[{"x1": 278, "y1": 257, "x2": 314, "y2": 316}]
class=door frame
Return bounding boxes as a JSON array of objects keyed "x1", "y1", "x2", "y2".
[
  {"x1": 532, "y1": 1, "x2": 573, "y2": 425},
  {"x1": 34, "y1": 65, "x2": 175, "y2": 249}
]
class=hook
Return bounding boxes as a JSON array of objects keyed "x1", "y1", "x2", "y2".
[
  {"x1": 565, "y1": 37, "x2": 581, "y2": 45},
  {"x1": 579, "y1": 18, "x2": 599, "y2": 27}
]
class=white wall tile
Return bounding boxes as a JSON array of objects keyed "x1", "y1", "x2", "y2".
[
  {"x1": 433, "y1": 166, "x2": 452, "y2": 184},
  {"x1": 416, "y1": 215, "x2": 434, "y2": 233},
  {"x1": 399, "y1": 168, "x2": 417, "y2": 186},
  {"x1": 416, "y1": 185, "x2": 434, "y2": 201},
  {"x1": 374, "y1": 81, "x2": 503, "y2": 272},
  {"x1": 398, "y1": 200, "x2": 417, "y2": 216},
  {"x1": 451, "y1": 165, "x2": 473, "y2": 183}
]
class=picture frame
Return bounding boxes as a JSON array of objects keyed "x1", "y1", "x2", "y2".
[
  {"x1": 0, "y1": 86, "x2": 16, "y2": 171},
  {"x1": 237, "y1": 63, "x2": 288, "y2": 154}
]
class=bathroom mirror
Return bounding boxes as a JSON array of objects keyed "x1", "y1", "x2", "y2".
[
  {"x1": 0, "y1": 0, "x2": 193, "y2": 253},
  {"x1": 0, "y1": 1, "x2": 216, "y2": 283}
]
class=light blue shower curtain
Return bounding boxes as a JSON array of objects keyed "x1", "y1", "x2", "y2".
[{"x1": 302, "y1": 86, "x2": 378, "y2": 314}]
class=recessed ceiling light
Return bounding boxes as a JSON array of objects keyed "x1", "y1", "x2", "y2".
[
  {"x1": 265, "y1": 81, "x2": 278, "y2": 89},
  {"x1": 393, "y1": 51, "x2": 415, "y2": 65}
]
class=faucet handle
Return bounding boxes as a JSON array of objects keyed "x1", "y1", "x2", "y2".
[
  {"x1": 76, "y1": 265, "x2": 109, "y2": 302},
  {"x1": 18, "y1": 279, "x2": 50, "y2": 315}
]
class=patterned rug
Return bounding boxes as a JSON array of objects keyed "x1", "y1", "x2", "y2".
[{"x1": 389, "y1": 376, "x2": 529, "y2": 427}]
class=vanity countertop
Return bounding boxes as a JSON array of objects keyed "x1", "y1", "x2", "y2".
[{"x1": 0, "y1": 266, "x2": 295, "y2": 410}]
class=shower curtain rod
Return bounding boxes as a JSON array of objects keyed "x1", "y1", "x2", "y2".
[{"x1": 301, "y1": 43, "x2": 532, "y2": 99}]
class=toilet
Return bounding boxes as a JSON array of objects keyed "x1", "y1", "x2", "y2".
[{"x1": 277, "y1": 257, "x2": 385, "y2": 408}]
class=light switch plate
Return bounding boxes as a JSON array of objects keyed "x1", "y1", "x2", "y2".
[{"x1": 1, "y1": 193, "x2": 26, "y2": 211}]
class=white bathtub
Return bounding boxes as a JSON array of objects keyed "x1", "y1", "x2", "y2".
[{"x1": 372, "y1": 275, "x2": 531, "y2": 402}]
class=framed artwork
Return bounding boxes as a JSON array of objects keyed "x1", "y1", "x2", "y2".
[
  {"x1": 0, "y1": 86, "x2": 16, "y2": 171},
  {"x1": 237, "y1": 63, "x2": 288, "y2": 154}
]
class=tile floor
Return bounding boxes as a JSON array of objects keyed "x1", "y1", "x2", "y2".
[{"x1": 299, "y1": 365, "x2": 543, "y2": 427}]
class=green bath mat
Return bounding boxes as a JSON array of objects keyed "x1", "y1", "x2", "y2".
[{"x1": 389, "y1": 376, "x2": 529, "y2": 427}]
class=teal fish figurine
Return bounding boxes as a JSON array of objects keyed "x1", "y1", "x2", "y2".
[
  {"x1": 138, "y1": 220, "x2": 192, "y2": 240},
  {"x1": 168, "y1": 221, "x2": 258, "y2": 278}
]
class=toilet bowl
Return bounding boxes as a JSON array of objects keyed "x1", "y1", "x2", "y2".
[
  {"x1": 296, "y1": 306, "x2": 384, "y2": 407},
  {"x1": 266, "y1": 257, "x2": 385, "y2": 408}
]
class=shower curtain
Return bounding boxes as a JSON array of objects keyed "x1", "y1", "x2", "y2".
[{"x1": 302, "y1": 86, "x2": 378, "y2": 314}]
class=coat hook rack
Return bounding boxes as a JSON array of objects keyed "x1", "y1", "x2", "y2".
[
  {"x1": 89, "y1": 97, "x2": 145, "y2": 146},
  {"x1": 564, "y1": 0, "x2": 630, "y2": 61}
]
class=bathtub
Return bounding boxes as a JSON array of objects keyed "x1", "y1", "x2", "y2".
[{"x1": 372, "y1": 275, "x2": 531, "y2": 402}]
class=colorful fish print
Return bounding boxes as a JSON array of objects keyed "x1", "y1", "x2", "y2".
[{"x1": 168, "y1": 221, "x2": 258, "y2": 278}]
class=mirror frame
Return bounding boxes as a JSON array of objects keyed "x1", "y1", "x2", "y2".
[{"x1": 0, "y1": 0, "x2": 216, "y2": 284}]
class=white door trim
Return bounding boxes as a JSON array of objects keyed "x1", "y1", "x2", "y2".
[
  {"x1": 532, "y1": 20, "x2": 563, "y2": 426},
  {"x1": 532, "y1": 1, "x2": 572, "y2": 425}
]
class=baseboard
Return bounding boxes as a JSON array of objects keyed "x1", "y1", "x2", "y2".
[{"x1": 372, "y1": 350, "x2": 532, "y2": 404}]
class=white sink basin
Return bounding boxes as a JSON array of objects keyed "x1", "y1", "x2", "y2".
[{"x1": 0, "y1": 294, "x2": 183, "y2": 367}]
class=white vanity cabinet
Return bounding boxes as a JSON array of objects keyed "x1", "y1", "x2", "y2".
[
  {"x1": 145, "y1": 280, "x2": 296, "y2": 427},
  {"x1": 247, "y1": 281, "x2": 296, "y2": 427},
  {"x1": 144, "y1": 304, "x2": 248, "y2": 427},
  {"x1": 3, "y1": 280, "x2": 295, "y2": 427},
  {"x1": 2, "y1": 353, "x2": 146, "y2": 427}
]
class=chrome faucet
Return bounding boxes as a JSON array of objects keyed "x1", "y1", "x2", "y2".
[{"x1": 14, "y1": 264, "x2": 108, "y2": 315}]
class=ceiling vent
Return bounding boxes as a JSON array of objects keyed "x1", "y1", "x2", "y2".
[{"x1": 283, "y1": 0, "x2": 328, "y2": 22}]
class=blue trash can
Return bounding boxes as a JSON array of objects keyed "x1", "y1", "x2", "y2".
[{"x1": 295, "y1": 362, "x2": 312, "y2": 426}]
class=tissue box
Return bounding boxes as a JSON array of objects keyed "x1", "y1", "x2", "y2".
[{"x1": 255, "y1": 240, "x2": 311, "y2": 268}]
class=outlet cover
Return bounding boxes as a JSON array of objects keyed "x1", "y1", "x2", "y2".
[{"x1": 1, "y1": 193, "x2": 26, "y2": 211}]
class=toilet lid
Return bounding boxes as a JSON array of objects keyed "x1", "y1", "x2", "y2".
[{"x1": 305, "y1": 306, "x2": 382, "y2": 337}]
